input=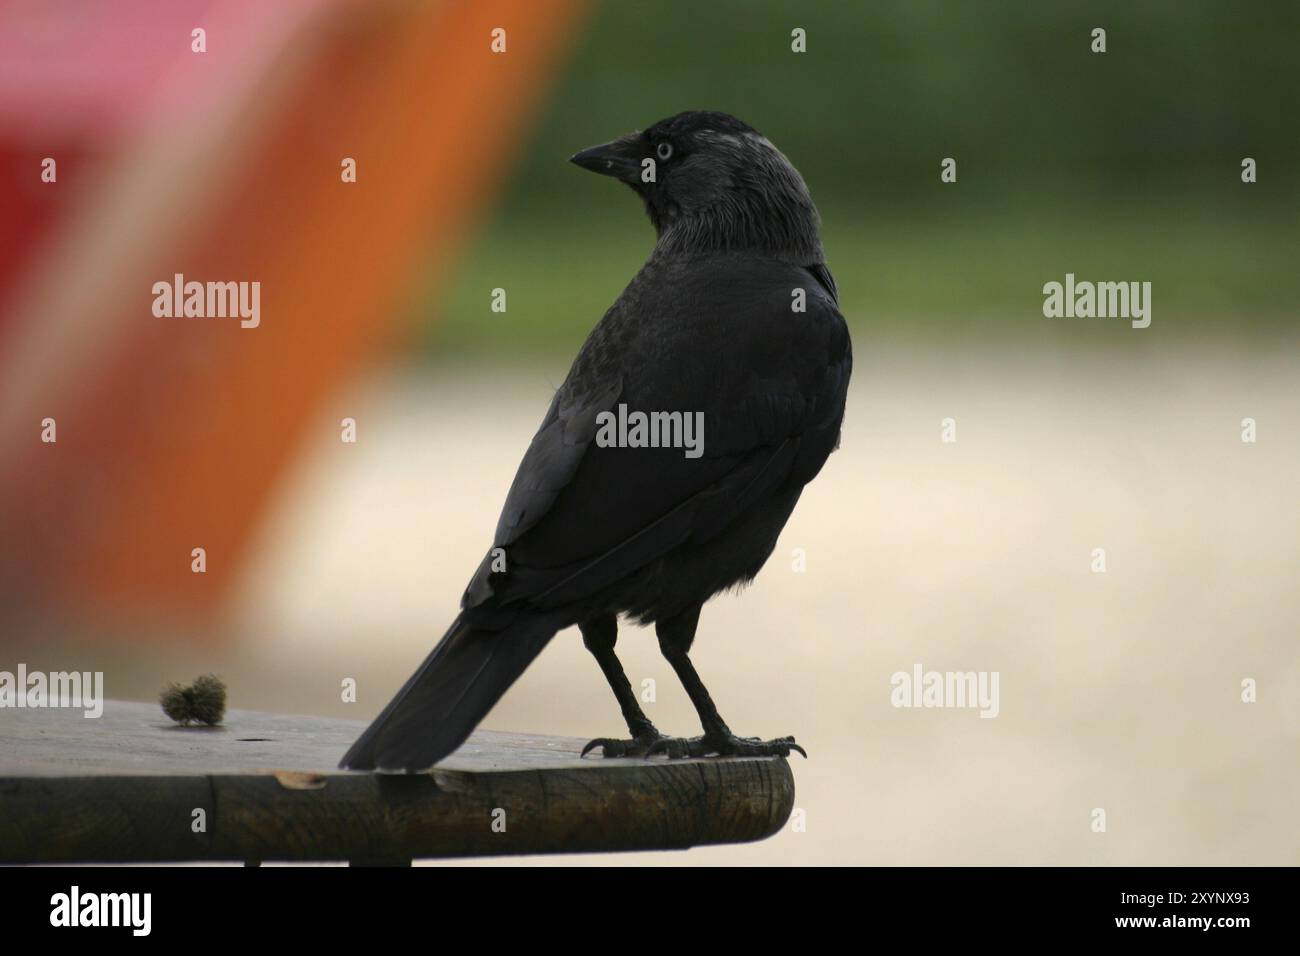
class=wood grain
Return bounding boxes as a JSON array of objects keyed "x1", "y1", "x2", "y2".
[{"x1": 0, "y1": 700, "x2": 794, "y2": 863}]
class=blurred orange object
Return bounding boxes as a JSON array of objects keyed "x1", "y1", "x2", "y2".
[{"x1": 0, "y1": 0, "x2": 590, "y2": 631}]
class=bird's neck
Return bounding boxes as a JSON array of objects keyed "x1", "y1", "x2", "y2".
[{"x1": 651, "y1": 193, "x2": 824, "y2": 264}]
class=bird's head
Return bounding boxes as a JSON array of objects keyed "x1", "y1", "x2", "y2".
[{"x1": 570, "y1": 111, "x2": 823, "y2": 262}]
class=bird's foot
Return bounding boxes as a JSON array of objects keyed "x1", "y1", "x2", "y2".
[
  {"x1": 581, "y1": 730, "x2": 672, "y2": 758},
  {"x1": 644, "y1": 732, "x2": 806, "y2": 759}
]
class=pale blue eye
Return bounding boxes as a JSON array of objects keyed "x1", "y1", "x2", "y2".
[{"x1": 656, "y1": 141, "x2": 673, "y2": 161}]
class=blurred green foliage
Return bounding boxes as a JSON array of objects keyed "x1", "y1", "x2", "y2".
[{"x1": 420, "y1": 0, "x2": 1299, "y2": 355}]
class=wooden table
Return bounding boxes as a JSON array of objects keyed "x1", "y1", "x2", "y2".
[{"x1": 0, "y1": 699, "x2": 794, "y2": 864}]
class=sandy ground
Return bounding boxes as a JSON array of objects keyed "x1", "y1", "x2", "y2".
[{"x1": 49, "y1": 342, "x2": 1300, "y2": 865}]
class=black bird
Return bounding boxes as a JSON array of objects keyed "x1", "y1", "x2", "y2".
[{"x1": 341, "y1": 111, "x2": 851, "y2": 771}]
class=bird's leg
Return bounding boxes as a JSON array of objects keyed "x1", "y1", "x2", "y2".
[
  {"x1": 579, "y1": 615, "x2": 669, "y2": 757},
  {"x1": 647, "y1": 606, "x2": 806, "y2": 759}
]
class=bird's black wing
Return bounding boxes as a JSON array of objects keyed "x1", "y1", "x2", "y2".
[
  {"x1": 463, "y1": 255, "x2": 851, "y2": 615},
  {"x1": 805, "y1": 261, "x2": 839, "y2": 304}
]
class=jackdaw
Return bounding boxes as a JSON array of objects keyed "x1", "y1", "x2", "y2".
[{"x1": 341, "y1": 110, "x2": 851, "y2": 771}]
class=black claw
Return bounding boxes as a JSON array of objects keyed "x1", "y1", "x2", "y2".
[
  {"x1": 582, "y1": 732, "x2": 667, "y2": 758},
  {"x1": 586, "y1": 730, "x2": 804, "y2": 760},
  {"x1": 634, "y1": 732, "x2": 806, "y2": 759},
  {"x1": 580, "y1": 738, "x2": 612, "y2": 758},
  {"x1": 643, "y1": 737, "x2": 676, "y2": 758}
]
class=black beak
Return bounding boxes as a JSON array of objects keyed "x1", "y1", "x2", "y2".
[{"x1": 569, "y1": 133, "x2": 644, "y2": 183}]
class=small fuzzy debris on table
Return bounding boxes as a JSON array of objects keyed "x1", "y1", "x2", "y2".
[{"x1": 160, "y1": 674, "x2": 227, "y2": 726}]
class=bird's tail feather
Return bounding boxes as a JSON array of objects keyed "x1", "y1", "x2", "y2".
[{"x1": 339, "y1": 611, "x2": 562, "y2": 772}]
